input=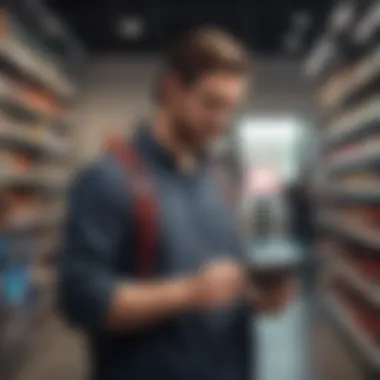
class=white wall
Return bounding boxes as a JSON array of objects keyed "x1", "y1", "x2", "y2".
[
  {"x1": 238, "y1": 117, "x2": 306, "y2": 182},
  {"x1": 72, "y1": 55, "x2": 315, "y2": 161}
]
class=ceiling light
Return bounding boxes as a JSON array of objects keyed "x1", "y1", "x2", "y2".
[{"x1": 119, "y1": 16, "x2": 145, "y2": 40}]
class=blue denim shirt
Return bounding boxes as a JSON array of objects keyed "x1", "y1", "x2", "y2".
[{"x1": 58, "y1": 127, "x2": 251, "y2": 380}]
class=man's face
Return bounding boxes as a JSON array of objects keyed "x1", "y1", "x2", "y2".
[{"x1": 167, "y1": 72, "x2": 247, "y2": 149}]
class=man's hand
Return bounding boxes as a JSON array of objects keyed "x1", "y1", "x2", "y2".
[
  {"x1": 101, "y1": 259, "x2": 249, "y2": 331},
  {"x1": 190, "y1": 260, "x2": 248, "y2": 310},
  {"x1": 251, "y1": 279, "x2": 295, "y2": 315}
]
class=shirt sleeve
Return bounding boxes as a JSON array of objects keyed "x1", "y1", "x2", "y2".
[{"x1": 57, "y1": 158, "x2": 131, "y2": 333}]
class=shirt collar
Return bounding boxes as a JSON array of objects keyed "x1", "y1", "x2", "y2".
[{"x1": 133, "y1": 125, "x2": 210, "y2": 173}]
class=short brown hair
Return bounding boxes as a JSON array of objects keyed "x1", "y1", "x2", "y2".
[
  {"x1": 159, "y1": 26, "x2": 250, "y2": 93},
  {"x1": 0, "y1": 190, "x2": 8, "y2": 225}
]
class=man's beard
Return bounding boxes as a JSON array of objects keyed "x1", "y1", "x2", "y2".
[{"x1": 171, "y1": 116, "x2": 204, "y2": 152}]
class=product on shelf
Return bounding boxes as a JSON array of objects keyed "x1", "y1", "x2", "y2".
[
  {"x1": 343, "y1": 205, "x2": 380, "y2": 227},
  {"x1": 310, "y1": 1, "x2": 380, "y2": 376},
  {"x1": 13, "y1": 153, "x2": 31, "y2": 172},
  {"x1": 0, "y1": 151, "x2": 31, "y2": 174},
  {"x1": 354, "y1": 257, "x2": 380, "y2": 281},
  {"x1": 327, "y1": 142, "x2": 358, "y2": 162},
  {"x1": 337, "y1": 171, "x2": 380, "y2": 187},
  {"x1": 7, "y1": 193, "x2": 41, "y2": 228},
  {"x1": 318, "y1": 67, "x2": 353, "y2": 108},
  {"x1": 0, "y1": 5, "x2": 81, "y2": 376},
  {"x1": 335, "y1": 281, "x2": 380, "y2": 341},
  {"x1": 325, "y1": 46, "x2": 380, "y2": 109},
  {"x1": 334, "y1": 240, "x2": 380, "y2": 281},
  {"x1": 0, "y1": 10, "x2": 76, "y2": 99}
]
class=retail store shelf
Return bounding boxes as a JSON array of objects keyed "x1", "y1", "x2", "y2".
[
  {"x1": 0, "y1": 11, "x2": 76, "y2": 100},
  {"x1": 353, "y1": 1, "x2": 380, "y2": 45},
  {"x1": 319, "y1": 213, "x2": 380, "y2": 251},
  {"x1": 310, "y1": 2, "x2": 380, "y2": 379},
  {"x1": 326, "y1": 145, "x2": 380, "y2": 174},
  {"x1": 0, "y1": 74, "x2": 61, "y2": 120},
  {"x1": 320, "y1": 185, "x2": 380, "y2": 203},
  {"x1": 4, "y1": 214, "x2": 63, "y2": 235},
  {"x1": 0, "y1": 129, "x2": 69, "y2": 158},
  {"x1": 332, "y1": 259, "x2": 380, "y2": 311},
  {"x1": 0, "y1": 6, "x2": 82, "y2": 380},
  {"x1": 323, "y1": 294, "x2": 380, "y2": 378},
  {"x1": 0, "y1": 172, "x2": 68, "y2": 192},
  {"x1": 327, "y1": 46, "x2": 380, "y2": 110},
  {"x1": 324, "y1": 97, "x2": 380, "y2": 148}
]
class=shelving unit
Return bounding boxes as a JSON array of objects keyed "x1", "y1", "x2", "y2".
[
  {"x1": 0, "y1": 3, "x2": 84, "y2": 380},
  {"x1": 305, "y1": 1, "x2": 380, "y2": 379}
]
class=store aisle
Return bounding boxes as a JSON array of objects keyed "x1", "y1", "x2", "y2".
[
  {"x1": 255, "y1": 294, "x2": 311, "y2": 380},
  {"x1": 248, "y1": 238, "x2": 312, "y2": 380},
  {"x1": 14, "y1": 310, "x2": 312, "y2": 380},
  {"x1": 14, "y1": 323, "x2": 88, "y2": 380}
]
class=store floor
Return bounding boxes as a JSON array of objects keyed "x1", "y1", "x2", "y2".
[
  {"x1": 15, "y1": 238, "x2": 315, "y2": 380},
  {"x1": 255, "y1": 293, "x2": 312, "y2": 380},
  {"x1": 15, "y1": 299, "x2": 312, "y2": 380},
  {"x1": 251, "y1": 237, "x2": 314, "y2": 380}
]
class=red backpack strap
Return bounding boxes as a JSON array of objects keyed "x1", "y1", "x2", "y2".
[{"x1": 109, "y1": 140, "x2": 157, "y2": 278}]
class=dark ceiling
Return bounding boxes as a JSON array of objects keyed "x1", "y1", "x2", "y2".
[{"x1": 46, "y1": 0, "x2": 333, "y2": 56}]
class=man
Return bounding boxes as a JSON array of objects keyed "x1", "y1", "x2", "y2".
[{"x1": 59, "y1": 27, "x2": 292, "y2": 380}]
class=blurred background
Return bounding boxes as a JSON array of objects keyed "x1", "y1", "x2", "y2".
[{"x1": 0, "y1": 0, "x2": 379, "y2": 379}]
